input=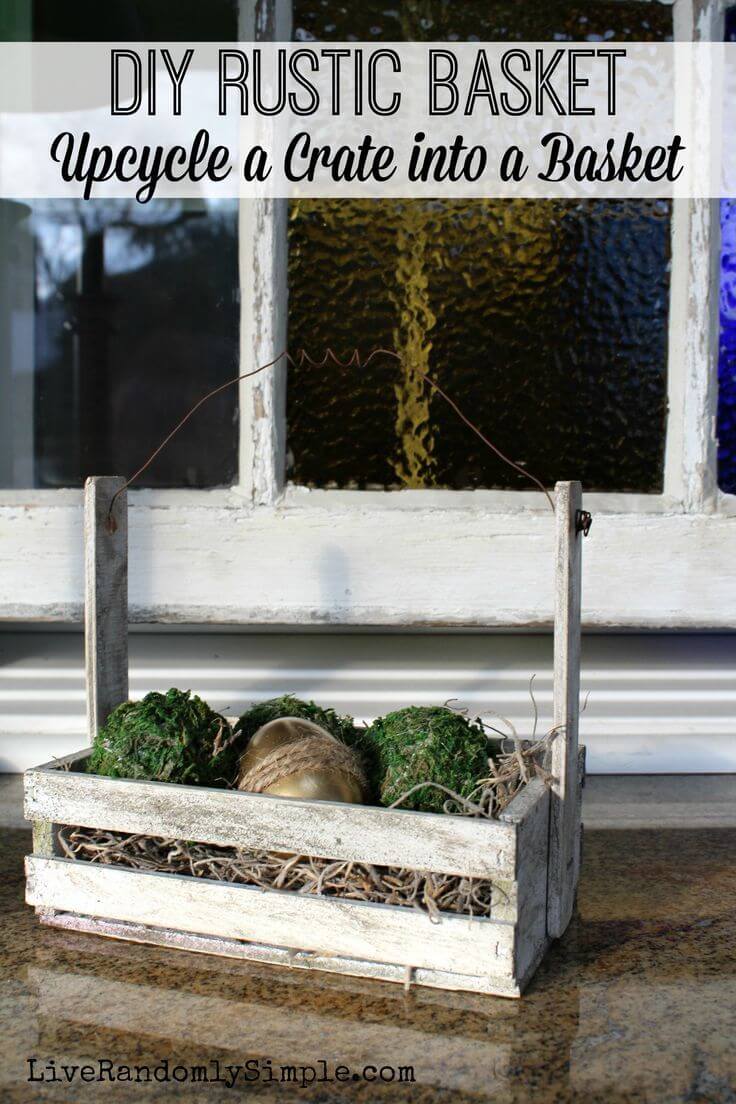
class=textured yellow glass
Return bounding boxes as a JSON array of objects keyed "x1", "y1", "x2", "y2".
[{"x1": 287, "y1": 2, "x2": 673, "y2": 492}]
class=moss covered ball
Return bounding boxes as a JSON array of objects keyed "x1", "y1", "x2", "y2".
[
  {"x1": 88, "y1": 688, "x2": 238, "y2": 787},
  {"x1": 234, "y1": 696, "x2": 386, "y2": 798},
  {"x1": 365, "y1": 706, "x2": 490, "y2": 814},
  {"x1": 235, "y1": 694, "x2": 356, "y2": 748}
]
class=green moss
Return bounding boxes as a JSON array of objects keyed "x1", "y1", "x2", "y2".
[
  {"x1": 365, "y1": 706, "x2": 491, "y2": 814},
  {"x1": 235, "y1": 694, "x2": 356, "y2": 746},
  {"x1": 87, "y1": 688, "x2": 238, "y2": 787}
]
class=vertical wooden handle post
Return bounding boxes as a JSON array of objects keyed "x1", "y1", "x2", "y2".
[
  {"x1": 547, "y1": 480, "x2": 583, "y2": 938},
  {"x1": 85, "y1": 477, "x2": 129, "y2": 743}
]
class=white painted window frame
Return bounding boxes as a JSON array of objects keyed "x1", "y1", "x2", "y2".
[{"x1": 0, "y1": 0, "x2": 733, "y2": 628}]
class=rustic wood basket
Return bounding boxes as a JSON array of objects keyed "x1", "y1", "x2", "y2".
[{"x1": 24, "y1": 477, "x2": 586, "y2": 997}]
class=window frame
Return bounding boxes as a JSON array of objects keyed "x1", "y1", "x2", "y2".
[{"x1": 0, "y1": 0, "x2": 732, "y2": 628}]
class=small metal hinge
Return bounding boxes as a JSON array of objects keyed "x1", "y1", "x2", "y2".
[{"x1": 575, "y1": 509, "x2": 592, "y2": 536}]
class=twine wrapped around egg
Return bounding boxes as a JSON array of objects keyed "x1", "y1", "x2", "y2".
[{"x1": 237, "y1": 717, "x2": 368, "y2": 804}]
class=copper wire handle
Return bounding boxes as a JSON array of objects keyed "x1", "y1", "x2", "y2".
[{"x1": 106, "y1": 347, "x2": 556, "y2": 529}]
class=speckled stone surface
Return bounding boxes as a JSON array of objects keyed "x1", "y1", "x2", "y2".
[{"x1": 1, "y1": 823, "x2": 735, "y2": 1103}]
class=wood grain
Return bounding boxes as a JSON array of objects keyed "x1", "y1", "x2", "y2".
[
  {"x1": 31, "y1": 820, "x2": 55, "y2": 858},
  {"x1": 501, "y1": 778, "x2": 550, "y2": 984},
  {"x1": 26, "y1": 857, "x2": 515, "y2": 976},
  {"x1": 547, "y1": 481, "x2": 583, "y2": 938},
  {"x1": 25, "y1": 759, "x2": 517, "y2": 879},
  {"x1": 84, "y1": 476, "x2": 128, "y2": 742},
  {"x1": 36, "y1": 912, "x2": 523, "y2": 996},
  {"x1": 4, "y1": 498, "x2": 733, "y2": 629}
]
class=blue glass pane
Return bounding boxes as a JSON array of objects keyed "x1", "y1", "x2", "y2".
[
  {"x1": 720, "y1": 201, "x2": 736, "y2": 493},
  {"x1": 718, "y1": 8, "x2": 736, "y2": 493}
]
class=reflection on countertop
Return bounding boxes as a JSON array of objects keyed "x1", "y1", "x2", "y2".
[{"x1": 1, "y1": 816, "x2": 735, "y2": 1102}]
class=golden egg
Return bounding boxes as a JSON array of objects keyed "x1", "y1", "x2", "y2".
[{"x1": 237, "y1": 717, "x2": 365, "y2": 804}]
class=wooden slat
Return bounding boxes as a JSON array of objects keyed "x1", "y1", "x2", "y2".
[
  {"x1": 489, "y1": 777, "x2": 548, "y2": 926},
  {"x1": 26, "y1": 857, "x2": 515, "y2": 977},
  {"x1": 31, "y1": 820, "x2": 55, "y2": 857},
  {"x1": 34, "y1": 915, "x2": 523, "y2": 996},
  {"x1": 574, "y1": 744, "x2": 586, "y2": 891},
  {"x1": 84, "y1": 476, "x2": 128, "y2": 741},
  {"x1": 547, "y1": 480, "x2": 583, "y2": 938},
  {"x1": 24, "y1": 760, "x2": 517, "y2": 879},
  {"x1": 499, "y1": 773, "x2": 547, "y2": 829},
  {"x1": 27, "y1": 748, "x2": 93, "y2": 775},
  {"x1": 501, "y1": 778, "x2": 550, "y2": 986}
]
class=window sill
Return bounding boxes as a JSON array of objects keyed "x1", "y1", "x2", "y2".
[{"x1": 0, "y1": 494, "x2": 733, "y2": 628}]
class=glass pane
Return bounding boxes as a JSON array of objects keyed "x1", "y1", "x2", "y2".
[
  {"x1": 0, "y1": 2, "x2": 240, "y2": 490},
  {"x1": 0, "y1": 198, "x2": 239, "y2": 490},
  {"x1": 287, "y1": 2, "x2": 673, "y2": 492},
  {"x1": 32, "y1": 0, "x2": 238, "y2": 41},
  {"x1": 718, "y1": 8, "x2": 736, "y2": 495},
  {"x1": 293, "y1": 1, "x2": 673, "y2": 42}
]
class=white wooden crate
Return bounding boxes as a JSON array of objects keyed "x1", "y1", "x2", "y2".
[{"x1": 24, "y1": 478, "x2": 587, "y2": 997}]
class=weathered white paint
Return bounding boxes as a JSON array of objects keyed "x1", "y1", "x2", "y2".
[
  {"x1": 1, "y1": 501, "x2": 735, "y2": 627},
  {"x1": 681, "y1": 3, "x2": 722, "y2": 511},
  {"x1": 238, "y1": 197, "x2": 289, "y2": 505},
  {"x1": 665, "y1": 0, "x2": 723, "y2": 514},
  {"x1": 548, "y1": 482, "x2": 583, "y2": 939},
  {"x1": 681, "y1": 194, "x2": 720, "y2": 512},
  {"x1": 499, "y1": 778, "x2": 550, "y2": 982},
  {"x1": 26, "y1": 856, "x2": 516, "y2": 976},
  {"x1": 34, "y1": 914, "x2": 524, "y2": 997},
  {"x1": 237, "y1": 0, "x2": 291, "y2": 505},
  {"x1": 0, "y1": 485, "x2": 701, "y2": 514},
  {"x1": 24, "y1": 756, "x2": 517, "y2": 878},
  {"x1": 31, "y1": 819, "x2": 54, "y2": 858}
]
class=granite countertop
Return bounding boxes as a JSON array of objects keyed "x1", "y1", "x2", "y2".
[{"x1": 1, "y1": 785, "x2": 735, "y2": 1102}]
